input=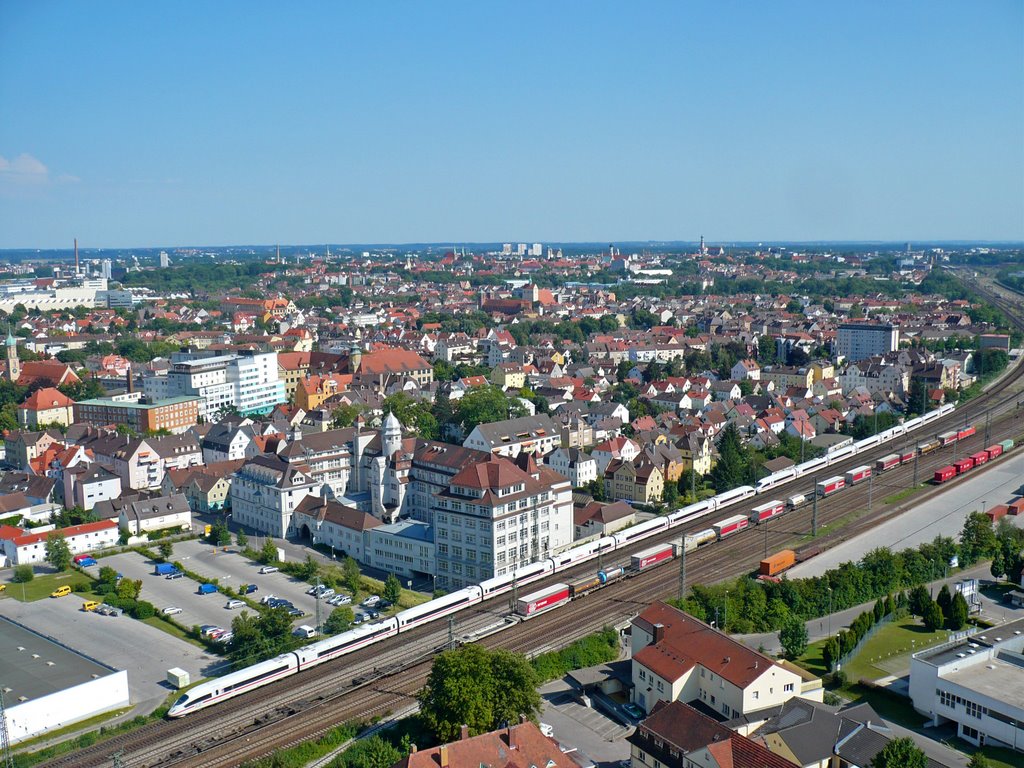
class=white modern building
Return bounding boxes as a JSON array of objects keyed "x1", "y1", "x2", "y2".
[
  {"x1": 910, "y1": 617, "x2": 1024, "y2": 753},
  {"x1": 836, "y1": 322, "x2": 900, "y2": 363},
  {"x1": 144, "y1": 350, "x2": 286, "y2": 419},
  {"x1": 230, "y1": 454, "x2": 319, "y2": 538},
  {"x1": 365, "y1": 519, "x2": 435, "y2": 580}
]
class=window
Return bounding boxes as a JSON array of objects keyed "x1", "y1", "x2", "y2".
[
  {"x1": 752, "y1": 690, "x2": 759, "y2": 700},
  {"x1": 784, "y1": 683, "x2": 794, "y2": 693}
]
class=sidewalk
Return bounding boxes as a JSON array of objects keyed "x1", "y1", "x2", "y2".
[{"x1": 735, "y1": 562, "x2": 1009, "y2": 655}]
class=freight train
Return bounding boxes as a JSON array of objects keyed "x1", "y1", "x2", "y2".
[{"x1": 171, "y1": 402, "x2": 996, "y2": 718}]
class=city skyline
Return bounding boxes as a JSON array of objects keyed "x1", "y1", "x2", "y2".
[{"x1": 1, "y1": 2, "x2": 1022, "y2": 247}]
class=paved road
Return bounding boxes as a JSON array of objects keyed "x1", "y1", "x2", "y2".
[
  {"x1": 736, "y1": 563, "x2": 1018, "y2": 655},
  {"x1": 789, "y1": 453, "x2": 1024, "y2": 579}
]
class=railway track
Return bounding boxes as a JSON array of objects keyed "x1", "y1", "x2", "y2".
[{"x1": 40, "y1": 277, "x2": 1024, "y2": 767}]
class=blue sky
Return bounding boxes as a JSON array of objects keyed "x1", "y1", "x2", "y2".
[{"x1": 1, "y1": 2, "x2": 1022, "y2": 248}]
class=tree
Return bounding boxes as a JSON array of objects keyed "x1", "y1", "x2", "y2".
[
  {"x1": 236, "y1": 529, "x2": 248, "y2": 549},
  {"x1": 967, "y1": 752, "x2": 991, "y2": 768},
  {"x1": 779, "y1": 615, "x2": 808, "y2": 660},
  {"x1": 12, "y1": 565, "x2": 33, "y2": 583},
  {"x1": 908, "y1": 584, "x2": 931, "y2": 617},
  {"x1": 822, "y1": 635, "x2": 841, "y2": 671},
  {"x1": 923, "y1": 600, "x2": 944, "y2": 632},
  {"x1": 582, "y1": 479, "x2": 606, "y2": 502},
  {"x1": 45, "y1": 533, "x2": 72, "y2": 571},
  {"x1": 336, "y1": 735, "x2": 403, "y2": 768},
  {"x1": 948, "y1": 592, "x2": 969, "y2": 631},
  {"x1": 709, "y1": 423, "x2": 749, "y2": 492},
  {"x1": 419, "y1": 644, "x2": 541, "y2": 742},
  {"x1": 456, "y1": 385, "x2": 527, "y2": 432},
  {"x1": 297, "y1": 554, "x2": 319, "y2": 582},
  {"x1": 331, "y1": 403, "x2": 363, "y2": 429},
  {"x1": 383, "y1": 573, "x2": 402, "y2": 604},
  {"x1": 959, "y1": 512, "x2": 997, "y2": 566},
  {"x1": 324, "y1": 606, "x2": 355, "y2": 635},
  {"x1": 342, "y1": 556, "x2": 362, "y2": 598},
  {"x1": 117, "y1": 577, "x2": 142, "y2": 601},
  {"x1": 209, "y1": 520, "x2": 231, "y2": 547},
  {"x1": 382, "y1": 392, "x2": 438, "y2": 440},
  {"x1": 98, "y1": 566, "x2": 119, "y2": 588},
  {"x1": 158, "y1": 541, "x2": 174, "y2": 560},
  {"x1": 936, "y1": 584, "x2": 952, "y2": 618},
  {"x1": 870, "y1": 737, "x2": 926, "y2": 768},
  {"x1": 259, "y1": 539, "x2": 278, "y2": 564}
]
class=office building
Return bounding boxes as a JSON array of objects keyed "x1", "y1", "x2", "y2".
[
  {"x1": 836, "y1": 322, "x2": 899, "y2": 363},
  {"x1": 75, "y1": 395, "x2": 201, "y2": 434}
]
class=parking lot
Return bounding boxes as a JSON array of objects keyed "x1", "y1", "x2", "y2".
[
  {"x1": 539, "y1": 679, "x2": 631, "y2": 767},
  {"x1": 0, "y1": 589, "x2": 225, "y2": 712},
  {"x1": 84, "y1": 551, "x2": 249, "y2": 632}
]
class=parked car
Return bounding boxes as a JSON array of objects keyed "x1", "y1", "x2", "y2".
[
  {"x1": 50, "y1": 586, "x2": 71, "y2": 598},
  {"x1": 260, "y1": 594, "x2": 277, "y2": 605},
  {"x1": 306, "y1": 584, "x2": 325, "y2": 595},
  {"x1": 258, "y1": 565, "x2": 279, "y2": 574},
  {"x1": 317, "y1": 588, "x2": 336, "y2": 600},
  {"x1": 327, "y1": 594, "x2": 347, "y2": 606},
  {"x1": 76, "y1": 557, "x2": 98, "y2": 567},
  {"x1": 199, "y1": 624, "x2": 220, "y2": 637},
  {"x1": 361, "y1": 595, "x2": 381, "y2": 607},
  {"x1": 165, "y1": 571, "x2": 184, "y2": 580},
  {"x1": 287, "y1": 607, "x2": 303, "y2": 617},
  {"x1": 240, "y1": 584, "x2": 258, "y2": 594},
  {"x1": 334, "y1": 594, "x2": 352, "y2": 605},
  {"x1": 216, "y1": 631, "x2": 233, "y2": 644},
  {"x1": 97, "y1": 605, "x2": 121, "y2": 617},
  {"x1": 225, "y1": 599, "x2": 245, "y2": 609},
  {"x1": 162, "y1": 606, "x2": 183, "y2": 615}
]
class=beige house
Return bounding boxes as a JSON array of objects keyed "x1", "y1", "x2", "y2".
[
  {"x1": 490, "y1": 362, "x2": 526, "y2": 390},
  {"x1": 604, "y1": 454, "x2": 664, "y2": 504},
  {"x1": 17, "y1": 387, "x2": 75, "y2": 429}
]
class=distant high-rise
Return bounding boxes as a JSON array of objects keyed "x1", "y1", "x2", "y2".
[
  {"x1": 501, "y1": 243, "x2": 512, "y2": 256},
  {"x1": 159, "y1": 251, "x2": 170, "y2": 268},
  {"x1": 100, "y1": 259, "x2": 113, "y2": 279},
  {"x1": 530, "y1": 243, "x2": 543, "y2": 257},
  {"x1": 74, "y1": 238, "x2": 80, "y2": 275},
  {"x1": 836, "y1": 322, "x2": 900, "y2": 363},
  {"x1": 516, "y1": 243, "x2": 527, "y2": 256}
]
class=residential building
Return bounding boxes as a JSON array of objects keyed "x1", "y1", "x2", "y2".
[
  {"x1": 761, "y1": 365, "x2": 814, "y2": 391},
  {"x1": 63, "y1": 464, "x2": 122, "y2": 511},
  {"x1": 230, "y1": 454, "x2": 319, "y2": 538},
  {"x1": 545, "y1": 447, "x2": 598, "y2": 488},
  {"x1": 490, "y1": 362, "x2": 526, "y2": 389},
  {"x1": 630, "y1": 601, "x2": 819, "y2": 716},
  {"x1": 353, "y1": 347, "x2": 433, "y2": 388},
  {"x1": 17, "y1": 387, "x2": 75, "y2": 429},
  {"x1": 200, "y1": 423, "x2": 258, "y2": 463},
  {"x1": 731, "y1": 359, "x2": 761, "y2": 381},
  {"x1": 3, "y1": 429, "x2": 63, "y2": 471},
  {"x1": 16, "y1": 360, "x2": 80, "y2": 388},
  {"x1": 276, "y1": 351, "x2": 310, "y2": 399},
  {"x1": 82, "y1": 432, "x2": 202, "y2": 491},
  {"x1": 628, "y1": 700, "x2": 796, "y2": 768},
  {"x1": 143, "y1": 350, "x2": 286, "y2": 419},
  {"x1": 836, "y1": 322, "x2": 900, "y2": 363},
  {"x1": 909, "y1": 617, "x2": 1024, "y2": 753},
  {"x1": 433, "y1": 453, "x2": 573, "y2": 590},
  {"x1": 0, "y1": 520, "x2": 119, "y2": 566},
  {"x1": 74, "y1": 395, "x2": 201, "y2": 434},
  {"x1": 390, "y1": 718, "x2": 583, "y2": 768},
  {"x1": 604, "y1": 454, "x2": 664, "y2": 504},
  {"x1": 574, "y1": 500, "x2": 636, "y2": 540},
  {"x1": 295, "y1": 373, "x2": 353, "y2": 412},
  {"x1": 463, "y1": 413, "x2": 562, "y2": 458},
  {"x1": 117, "y1": 493, "x2": 192, "y2": 535},
  {"x1": 591, "y1": 435, "x2": 641, "y2": 475}
]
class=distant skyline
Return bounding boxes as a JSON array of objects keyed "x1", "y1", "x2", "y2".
[{"x1": 1, "y1": 2, "x2": 1022, "y2": 249}]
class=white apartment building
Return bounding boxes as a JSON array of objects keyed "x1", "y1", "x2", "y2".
[
  {"x1": 432, "y1": 454, "x2": 572, "y2": 590},
  {"x1": 144, "y1": 350, "x2": 286, "y2": 419},
  {"x1": 545, "y1": 447, "x2": 597, "y2": 488},
  {"x1": 836, "y1": 322, "x2": 900, "y2": 363},
  {"x1": 365, "y1": 520, "x2": 435, "y2": 580},
  {"x1": 910, "y1": 618, "x2": 1024, "y2": 753},
  {"x1": 462, "y1": 413, "x2": 562, "y2": 458},
  {"x1": 230, "y1": 454, "x2": 319, "y2": 538},
  {"x1": 0, "y1": 520, "x2": 120, "y2": 566}
]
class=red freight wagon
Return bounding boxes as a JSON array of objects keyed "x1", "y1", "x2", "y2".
[
  {"x1": 986, "y1": 444, "x2": 1003, "y2": 460},
  {"x1": 749, "y1": 500, "x2": 785, "y2": 524},
  {"x1": 713, "y1": 514, "x2": 749, "y2": 539},
  {"x1": 516, "y1": 583, "x2": 570, "y2": 617},
  {"x1": 631, "y1": 543, "x2": 676, "y2": 571},
  {"x1": 845, "y1": 466, "x2": 872, "y2": 485},
  {"x1": 876, "y1": 454, "x2": 901, "y2": 472},
  {"x1": 933, "y1": 465, "x2": 956, "y2": 483},
  {"x1": 900, "y1": 450, "x2": 917, "y2": 465},
  {"x1": 970, "y1": 451, "x2": 988, "y2": 467},
  {"x1": 955, "y1": 458, "x2": 974, "y2": 474},
  {"x1": 816, "y1": 476, "x2": 846, "y2": 497},
  {"x1": 958, "y1": 426, "x2": 976, "y2": 441}
]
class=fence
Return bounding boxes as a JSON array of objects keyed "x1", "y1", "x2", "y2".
[{"x1": 833, "y1": 612, "x2": 895, "y2": 673}]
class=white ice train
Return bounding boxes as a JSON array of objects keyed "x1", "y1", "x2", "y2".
[{"x1": 168, "y1": 401, "x2": 960, "y2": 717}]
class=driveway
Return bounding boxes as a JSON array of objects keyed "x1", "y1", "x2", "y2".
[{"x1": 539, "y1": 679, "x2": 631, "y2": 768}]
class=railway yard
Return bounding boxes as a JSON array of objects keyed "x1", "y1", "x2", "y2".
[{"x1": 31, "y1": 278, "x2": 1024, "y2": 767}]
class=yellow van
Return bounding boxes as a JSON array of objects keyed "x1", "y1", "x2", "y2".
[
  {"x1": 82, "y1": 600, "x2": 100, "y2": 612},
  {"x1": 50, "y1": 585, "x2": 72, "y2": 598}
]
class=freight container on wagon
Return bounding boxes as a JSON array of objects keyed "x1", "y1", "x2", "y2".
[
  {"x1": 816, "y1": 476, "x2": 846, "y2": 497},
  {"x1": 786, "y1": 493, "x2": 807, "y2": 509},
  {"x1": 683, "y1": 529, "x2": 717, "y2": 552},
  {"x1": 985, "y1": 444, "x2": 1003, "y2": 460},
  {"x1": 749, "y1": 500, "x2": 785, "y2": 524},
  {"x1": 920, "y1": 439, "x2": 942, "y2": 454},
  {"x1": 516, "y1": 583, "x2": 570, "y2": 617},
  {"x1": 759, "y1": 549, "x2": 796, "y2": 577},
  {"x1": 597, "y1": 566, "x2": 625, "y2": 584},
  {"x1": 955, "y1": 458, "x2": 974, "y2": 474},
  {"x1": 876, "y1": 454, "x2": 901, "y2": 472},
  {"x1": 970, "y1": 451, "x2": 988, "y2": 467},
  {"x1": 900, "y1": 450, "x2": 917, "y2": 464},
  {"x1": 933, "y1": 465, "x2": 956, "y2": 483},
  {"x1": 1000, "y1": 438, "x2": 1015, "y2": 452},
  {"x1": 845, "y1": 466, "x2": 871, "y2": 485},
  {"x1": 631, "y1": 543, "x2": 676, "y2": 571},
  {"x1": 712, "y1": 514, "x2": 749, "y2": 539},
  {"x1": 938, "y1": 431, "x2": 959, "y2": 447},
  {"x1": 568, "y1": 575, "x2": 602, "y2": 598}
]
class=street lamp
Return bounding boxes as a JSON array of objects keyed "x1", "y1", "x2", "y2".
[{"x1": 827, "y1": 587, "x2": 833, "y2": 639}]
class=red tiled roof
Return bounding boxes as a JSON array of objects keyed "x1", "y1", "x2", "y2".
[
  {"x1": 5, "y1": 519, "x2": 117, "y2": 548},
  {"x1": 20, "y1": 387, "x2": 74, "y2": 411}
]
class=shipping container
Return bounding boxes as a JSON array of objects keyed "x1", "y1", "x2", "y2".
[
  {"x1": 1000, "y1": 438, "x2": 1015, "y2": 452},
  {"x1": 970, "y1": 451, "x2": 988, "y2": 467},
  {"x1": 816, "y1": 476, "x2": 846, "y2": 497},
  {"x1": 759, "y1": 549, "x2": 796, "y2": 577},
  {"x1": 749, "y1": 500, "x2": 785, "y2": 524},
  {"x1": 933, "y1": 465, "x2": 956, "y2": 483},
  {"x1": 786, "y1": 493, "x2": 806, "y2": 509},
  {"x1": 682, "y1": 529, "x2": 717, "y2": 553},
  {"x1": 958, "y1": 425, "x2": 976, "y2": 441},
  {"x1": 568, "y1": 575, "x2": 602, "y2": 598},
  {"x1": 516, "y1": 583, "x2": 570, "y2": 617},
  {"x1": 986, "y1": 505, "x2": 1010, "y2": 523},
  {"x1": 597, "y1": 566, "x2": 625, "y2": 584},
  {"x1": 631, "y1": 543, "x2": 676, "y2": 571},
  {"x1": 955, "y1": 458, "x2": 974, "y2": 474},
  {"x1": 845, "y1": 466, "x2": 872, "y2": 485},
  {"x1": 712, "y1": 514, "x2": 749, "y2": 539},
  {"x1": 900, "y1": 450, "x2": 917, "y2": 464},
  {"x1": 938, "y1": 431, "x2": 959, "y2": 447},
  {"x1": 920, "y1": 439, "x2": 942, "y2": 454},
  {"x1": 985, "y1": 444, "x2": 1003, "y2": 461},
  {"x1": 876, "y1": 454, "x2": 901, "y2": 472}
]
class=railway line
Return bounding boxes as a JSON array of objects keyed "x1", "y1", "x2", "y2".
[{"x1": 40, "y1": 278, "x2": 1024, "y2": 767}]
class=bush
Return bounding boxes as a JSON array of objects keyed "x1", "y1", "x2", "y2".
[
  {"x1": 131, "y1": 601, "x2": 155, "y2": 620},
  {"x1": 71, "y1": 582, "x2": 91, "y2": 593},
  {"x1": 831, "y1": 669, "x2": 848, "y2": 688},
  {"x1": 12, "y1": 565, "x2": 33, "y2": 583}
]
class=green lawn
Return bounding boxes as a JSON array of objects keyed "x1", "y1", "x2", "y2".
[
  {"x1": 843, "y1": 618, "x2": 951, "y2": 682},
  {"x1": 794, "y1": 638, "x2": 831, "y2": 678},
  {"x1": 4, "y1": 571, "x2": 97, "y2": 602},
  {"x1": 946, "y1": 737, "x2": 1021, "y2": 768}
]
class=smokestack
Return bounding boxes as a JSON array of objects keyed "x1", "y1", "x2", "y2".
[
  {"x1": 74, "y1": 238, "x2": 79, "y2": 274},
  {"x1": 126, "y1": 362, "x2": 134, "y2": 394}
]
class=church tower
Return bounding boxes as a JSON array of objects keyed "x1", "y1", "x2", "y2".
[{"x1": 5, "y1": 327, "x2": 19, "y2": 383}]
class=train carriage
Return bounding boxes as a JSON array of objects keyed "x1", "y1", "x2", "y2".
[
  {"x1": 816, "y1": 476, "x2": 846, "y2": 497},
  {"x1": 749, "y1": 500, "x2": 785, "y2": 524},
  {"x1": 516, "y1": 583, "x2": 570, "y2": 617},
  {"x1": 712, "y1": 514, "x2": 749, "y2": 539},
  {"x1": 875, "y1": 454, "x2": 900, "y2": 472}
]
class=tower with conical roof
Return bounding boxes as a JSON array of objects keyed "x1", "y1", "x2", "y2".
[
  {"x1": 381, "y1": 411, "x2": 402, "y2": 458},
  {"x1": 4, "y1": 327, "x2": 19, "y2": 383}
]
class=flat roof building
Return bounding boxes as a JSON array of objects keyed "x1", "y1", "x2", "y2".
[
  {"x1": 836, "y1": 322, "x2": 900, "y2": 364},
  {"x1": 75, "y1": 395, "x2": 201, "y2": 434}
]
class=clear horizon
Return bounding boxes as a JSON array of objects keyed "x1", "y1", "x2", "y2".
[{"x1": 1, "y1": 2, "x2": 1022, "y2": 248}]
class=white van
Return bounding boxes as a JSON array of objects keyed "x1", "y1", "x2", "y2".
[
  {"x1": 292, "y1": 625, "x2": 317, "y2": 639},
  {"x1": 259, "y1": 565, "x2": 279, "y2": 574}
]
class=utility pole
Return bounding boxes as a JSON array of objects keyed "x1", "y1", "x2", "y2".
[
  {"x1": 448, "y1": 615, "x2": 456, "y2": 650},
  {"x1": 913, "y1": 440, "x2": 920, "y2": 486},
  {"x1": 678, "y1": 539, "x2": 687, "y2": 601},
  {"x1": 764, "y1": 517, "x2": 769, "y2": 558},
  {"x1": 867, "y1": 472, "x2": 873, "y2": 515},
  {"x1": 985, "y1": 409, "x2": 991, "y2": 445},
  {"x1": 812, "y1": 482, "x2": 819, "y2": 537}
]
